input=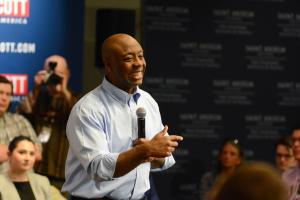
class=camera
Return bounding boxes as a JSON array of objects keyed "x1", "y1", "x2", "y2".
[{"x1": 44, "y1": 61, "x2": 62, "y2": 85}]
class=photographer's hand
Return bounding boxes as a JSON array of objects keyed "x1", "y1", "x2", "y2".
[
  {"x1": 34, "y1": 70, "x2": 47, "y2": 86},
  {"x1": 57, "y1": 72, "x2": 72, "y2": 101}
]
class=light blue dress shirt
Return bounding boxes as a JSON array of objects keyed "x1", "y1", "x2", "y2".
[{"x1": 62, "y1": 77, "x2": 175, "y2": 200}]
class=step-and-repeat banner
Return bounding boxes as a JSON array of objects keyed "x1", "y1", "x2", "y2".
[
  {"x1": 0, "y1": 0, "x2": 83, "y2": 109},
  {"x1": 142, "y1": 0, "x2": 300, "y2": 199}
]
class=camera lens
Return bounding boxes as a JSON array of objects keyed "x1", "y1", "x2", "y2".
[
  {"x1": 46, "y1": 73, "x2": 62, "y2": 85},
  {"x1": 49, "y1": 61, "x2": 57, "y2": 70}
]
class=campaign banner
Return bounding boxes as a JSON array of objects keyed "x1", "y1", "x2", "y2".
[{"x1": 0, "y1": 0, "x2": 83, "y2": 110}]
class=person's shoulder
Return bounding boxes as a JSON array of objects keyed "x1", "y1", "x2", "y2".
[
  {"x1": 27, "y1": 173, "x2": 52, "y2": 197},
  {"x1": 139, "y1": 88, "x2": 152, "y2": 97},
  {"x1": 28, "y1": 172, "x2": 48, "y2": 179},
  {"x1": 4, "y1": 112, "x2": 27, "y2": 121},
  {"x1": 71, "y1": 86, "x2": 105, "y2": 113},
  {"x1": 0, "y1": 173, "x2": 6, "y2": 180},
  {"x1": 0, "y1": 172, "x2": 10, "y2": 182},
  {"x1": 282, "y1": 166, "x2": 299, "y2": 181},
  {"x1": 0, "y1": 173, "x2": 11, "y2": 191},
  {"x1": 74, "y1": 86, "x2": 101, "y2": 105},
  {"x1": 28, "y1": 172, "x2": 50, "y2": 185},
  {"x1": 139, "y1": 88, "x2": 158, "y2": 104}
]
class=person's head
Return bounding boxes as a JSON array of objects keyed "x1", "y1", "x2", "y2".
[
  {"x1": 218, "y1": 138, "x2": 243, "y2": 171},
  {"x1": 43, "y1": 54, "x2": 70, "y2": 94},
  {"x1": 215, "y1": 162, "x2": 287, "y2": 200},
  {"x1": 291, "y1": 127, "x2": 300, "y2": 163},
  {"x1": 8, "y1": 136, "x2": 36, "y2": 173},
  {"x1": 0, "y1": 75, "x2": 13, "y2": 116},
  {"x1": 275, "y1": 136, "x2": 296, "y2": 172},
  {"x1": 101, "y1": 33, "x2": 146, "y2": 94},
  {"x1": 44, "y1": 55, "x2": 69, "y2": 78}
]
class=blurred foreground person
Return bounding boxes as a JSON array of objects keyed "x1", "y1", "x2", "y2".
[
  {"x1": 199, "y1": 138, "x2": 243, "y2": 200},
  {"x1": 0, "y1": 136, "x2": 51, "y2": 200},
  {"x1": 62, "y1": 33, "x2": 183, "y2": 200},
  {"x1": 18, "y1": 55, "x2": 78, "y2": 187},
  {"x1": 215, "y1": 162, "x2": 287, "y2": 200},
  {"x1": 282, "y1": 127, "x2": 300, "y2": 200},
  {"x1": 275, "y1": 136, "x2": 296, "y2": 173},
  {"x1": 0, "y1": 75, "x2": 41, "y2": 173}
]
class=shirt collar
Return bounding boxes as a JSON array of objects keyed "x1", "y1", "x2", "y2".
[{"x1": 102, "y1": 77, "x2": 141, "y2": 105}]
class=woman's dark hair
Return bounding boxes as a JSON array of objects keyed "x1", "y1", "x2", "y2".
[
  {"x1": 0, "y1": 75, "x2": 13, "y2": 93},
  {"x1": 276, "y1": 136, "x2": 292, "y2": 149},
  {"x1": 8, "y1": 136, "x2": 34, "y2": 152},
  {"x1": 214, "y1": 138, "x2": 244, "y2": 173},
  {"x1": 219, "y1": 138, "x2": 244, "y2": 159}
]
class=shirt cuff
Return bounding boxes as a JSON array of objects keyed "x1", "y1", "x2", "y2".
[{"x1": 151, "y1": 155, "x2": 175, "y2": 172}]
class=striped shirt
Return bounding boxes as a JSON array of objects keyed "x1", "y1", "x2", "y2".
[{"x1": 0, "y1": 112, "x2": 40, "y2": 172}]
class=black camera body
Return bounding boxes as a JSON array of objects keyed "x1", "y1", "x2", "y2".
[{"x1": 44, "y1": 61, "x2": 62, "y2": 85}]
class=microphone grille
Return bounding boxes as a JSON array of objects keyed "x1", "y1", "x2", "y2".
[{"x1": 136, "y1": 107, "x2": 146, "y2": 118}]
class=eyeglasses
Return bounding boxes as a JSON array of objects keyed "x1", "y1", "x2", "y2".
[{"x1": 276, "y1": 152, "x2": 293, "y2": 159}]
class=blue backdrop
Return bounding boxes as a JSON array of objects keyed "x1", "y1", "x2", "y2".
[{"x1": 0, "y1": 0, "x2": 84, "y2": 108}]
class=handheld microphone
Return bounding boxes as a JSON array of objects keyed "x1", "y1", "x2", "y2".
[{"x1": 136, "y1": 107, "x2": 146, "y2": 138}]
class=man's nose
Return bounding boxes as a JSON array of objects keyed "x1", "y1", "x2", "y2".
[
  {"x1": 0, "y1": 94, "x2": 9, "y2": 101},
  {"x1": 133, "y1": 57, "x2": 144, "y2": 66}
]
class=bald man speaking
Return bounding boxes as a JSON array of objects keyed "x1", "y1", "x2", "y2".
[{"x1": 62, "y1": 34, "x2": 183, "y2": 200}]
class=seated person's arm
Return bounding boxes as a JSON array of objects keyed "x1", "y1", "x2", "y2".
[
  {"x1": 0, "y1": 144, "x2": 8, "y2": 163},
  {"x1": 35, "y1": 144, "x2": 42, "y2": 161}
]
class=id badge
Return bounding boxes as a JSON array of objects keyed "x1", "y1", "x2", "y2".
[{"x1": 38, "y1": 126, "x2": 52, "y2": 143}]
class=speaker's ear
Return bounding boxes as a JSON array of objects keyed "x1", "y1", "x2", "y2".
[{"x1": 104, "y1": 64, "x2": 112, "y2": 77}]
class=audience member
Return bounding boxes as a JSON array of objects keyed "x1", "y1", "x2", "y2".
[
  {"x1": 199, "y1": 138, "x2": 243, "y2": 200},
  {"x1": 62, "y1": 33, "x2": 183, "y2": 199},
  {"x1": 282, "y1": 127, "x2": 300, "y2": 200},
  {"x1": 17, "y1": 55, "x2": 78, "y2": 188},
  {"x1": 215, "y1": 162, "x2": 287, "y2": 200},
  {"x1": 275, "y1": 136, "x2": 296, "y2": 173},
  {"x1": 0, "y1": 135, "x2": 51, "y2": 199},
  {"x1": 0, "y1": 75, "x2": 41, "y2": 173}
]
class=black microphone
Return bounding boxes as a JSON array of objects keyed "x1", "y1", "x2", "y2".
[{"x1": 136, "y1": 107, "x2": 146, "y2": 138}]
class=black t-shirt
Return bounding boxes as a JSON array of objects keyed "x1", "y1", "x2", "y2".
[{"x1": 13, "y1": 181, "x2": 36, "y2": 200}]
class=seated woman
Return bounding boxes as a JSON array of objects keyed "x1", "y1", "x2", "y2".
[
  {"x1": 199, "y1": 138, "x2": 244, "y2": 200},
  {"x1": 0, "y1": 135, "x2": 51, "y2": 200}
]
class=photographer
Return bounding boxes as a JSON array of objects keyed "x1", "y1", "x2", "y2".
[{"x1": 18, "y1": 55, "x2": 78, "y2": 189}]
